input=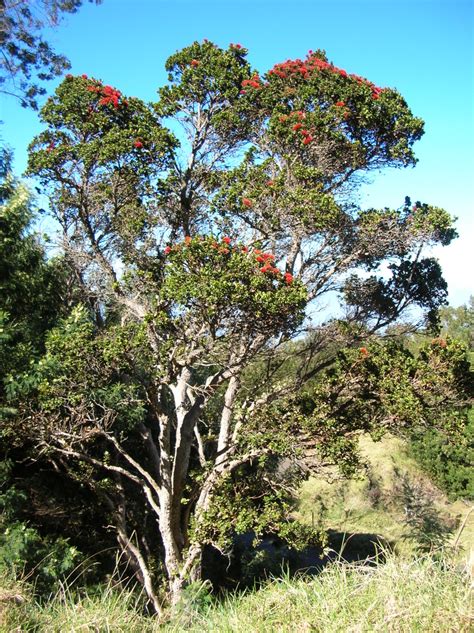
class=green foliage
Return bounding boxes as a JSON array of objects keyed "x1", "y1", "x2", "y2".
[
  {"x1": 0, "y1": 160, "x2": 65, "y2": 424},
  {"x1": 398, "y1": 299, "x2": 474, "y2": 500},
  {"x1": 7, "y1": 306, "x2": 151, "y2": 435},
  {"x1": 439, "y1": 297, "x2": 474, "y2": 359},
  {"x1": 0, "y1": 522, "x2": 81, "y2": 595},
  {"x1": 193, "y1": 466, "x2": 324, "y2": 555},
  {"x1": 0, "y1": 460, "x2": 82, "y2": 596},
  {"x1": 0, "y1": 0, "x2": 101, "y2": 109},
  {"x1": 158, "y1": 40, "x2": 253, "y2": 133},
  {"x1": 394, "y1": 472, "x2": 457, "y2": 553},
  {"x1": 161, "y1": 236, "x2": 306, "y2": 336},
  {"x1": 409, "y1": 411, "x2": 474, "y2": 500}
]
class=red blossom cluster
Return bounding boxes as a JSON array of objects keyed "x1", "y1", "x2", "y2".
[
  {"x1": 242, "y1": 197, "x2": 253, "y2": 208},
  {"x1": 267, "y1": 51, "x2": 385, "y2": 101},
  {"x1": 241, "y1": 73, "x2": 263, "y2": 92},
  {"x1": 163, "y1": 237, "x2": 294, "y2": 285},
  {"x1": 431, "y1": 338, "x2": 447, "y2": 348},
  {"x1": 360, "y1": 347, "x2": 369, "y2": 357},
  {"x1": 85, "y1": 80, "x2": 125, "y2": 108},
  {"x1": 190, "y1": 59, "x2": 200, "y2": 67},
  {"x1": 279, "y1": 111, "x2": 314, "y2": 145},
  {"x1": 250, "y1": 248, "x2": 292, "y2": 282},
  {"x1": 230, "y1": 42, "x2": 243, "y2": 49}
]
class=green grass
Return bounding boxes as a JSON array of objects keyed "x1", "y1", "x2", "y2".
[
  {"x1": 3, "y1": 553, "x2": 470, "y2": 632},
  {"x1": 166, "y1": 554, "x2": 472, "y2": 633},
  {"x1": 295, "y1": 434, "x2": 473, "y2": 557},
  {"x1": 0, "y1": 574, "x2": 150, "y2": 632}
]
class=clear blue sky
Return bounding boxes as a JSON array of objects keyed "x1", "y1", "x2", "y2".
[{"x1": 1, "y1": 0, "x2": 472, "y2": 305}]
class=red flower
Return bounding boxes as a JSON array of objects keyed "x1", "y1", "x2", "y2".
[
  {"x1": 66, "y1": 74, "x2": 73, "y2": 79},
  {"x1": 81, "y1": 74, "x2": 88, "y2": 79},
  {"x1": 256, "y1": 255, "x2": 265, "y2": 263},
  {"x1": 302, "y1": 135, "x2": 313, "y2": 145},
  {"x1": 335, "y1": 101, "x2": 345, "y2": 107},
  {"x1": 279, "y1": 115, "x2": 288, "y2": 122},
  {"x1": 284, "y1": 272, "x2": 293, "y2": 284},
  {"x1": 242, "y1": 198, "x2": 252, "y2": 208},
  {"x1": 292, "y1": 123, "x2": 303, "y2": 131},
  {"x1": 98, "y1": 85, "x2": 122, "y2": 108},
  {"x1": 242, "y1": 246, "x2": 249, "y2": 253},
  {"x1": 219, "y1": 247, "x2": 229, "y2": 254},
  {"x1": 164, "y1": 246, "x2": 172, "y2": 255},
  {"x1": 184, "y1": 236, "x2": 192, "y2": 244},
  {"x1": 266, "y1": 180, "x2": 274, "y2": 186},
  {"x1": 134, "y1": 140, "x2": 143, "y2": 148},
  {"x1": 360, "y1": 347, "x2": 369, "y2": 356},
  {"x1": 190, "y1": 59, "x2": 200, "y2": 67},
  {"x1": 222, "y1": 236, "x2": 231, "y2": 244}
]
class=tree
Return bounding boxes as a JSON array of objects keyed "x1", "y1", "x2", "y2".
[
  {"x1": 440, "y1": 298, "x2": 474, "y2": 356},
  {"x1": 15, "y1": 41, "x2": 469, "y2": 612},
  {"x1": 406, "y1": 298, "x2": 474, "y2": 499},
  {"x1": 0, "y1": 0, "x2": 101, "y2": 109},
  {"x1": 0, "y1": 150, "x2": 64, "y2": 408}
]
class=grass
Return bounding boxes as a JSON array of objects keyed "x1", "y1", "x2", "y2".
[
  {"x1": 166, "y1": 554, "x2": 472, "y2": 633},
  {"x1": 0, "y1": 573, "x2": 150, "y2": 632},
  {"x1": 295, "y1": 434, "x2": 473, "y2": 557},
  {"x1": 2, "y1": 552, "x2": 471, "y2": 632}
]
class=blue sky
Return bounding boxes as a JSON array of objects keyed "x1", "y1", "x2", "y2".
[{"x1": 1, "y1": 0, "x2": 472, "y2": 305}]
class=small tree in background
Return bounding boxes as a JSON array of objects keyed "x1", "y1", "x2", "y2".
[{"x1": 6, "y1": 41, "x2": 470, "y2": 611}]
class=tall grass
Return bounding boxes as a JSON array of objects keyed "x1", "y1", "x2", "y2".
[
  {"x1": 166, "y1": 553, "x2": 472, "y2": 633},
  {"x1": 2, "y1": 552, "x2": 471, "y2": 632}
]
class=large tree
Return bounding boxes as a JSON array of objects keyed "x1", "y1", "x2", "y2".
[{"x1": 16, "y1": 41, "x2": 469, "y2": 612}]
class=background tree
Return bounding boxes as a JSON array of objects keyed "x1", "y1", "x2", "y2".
[
  {"x1": 439, "y1": 298, "x2": 474, "y2": 358},
  {"x1": 0, "y1": 0, "x2": 101, "y2": 109},
  {"x1": 13, "y1": 41, "x2": 469, "y2": 612},
  {"x1": 0, "y1": 152, "x2": 97, "y2": 594},
  {"x1": 407, "y1": 298, "x2": 474, "y2": 500}
]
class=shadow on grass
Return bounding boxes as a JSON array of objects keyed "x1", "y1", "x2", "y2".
[{"x1": 202, "y1": 530, "x2": 393, "y2": 592}]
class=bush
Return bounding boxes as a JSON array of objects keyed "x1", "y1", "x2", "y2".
[{"x1": 409, "y1": 411, "x2": 474, "y2": 501}]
